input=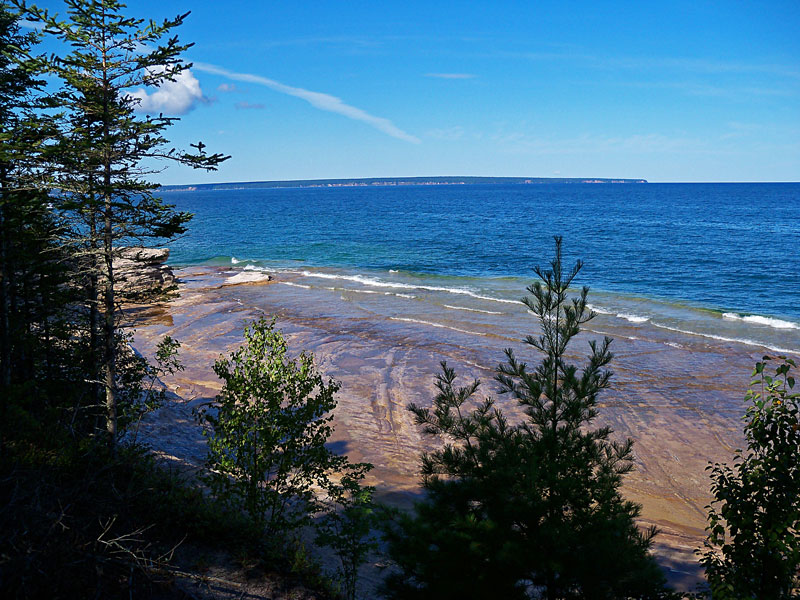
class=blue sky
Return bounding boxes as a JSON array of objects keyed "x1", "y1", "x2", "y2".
[{"x1": 28, "y1": 1, "x2": 800, "y2": 183}]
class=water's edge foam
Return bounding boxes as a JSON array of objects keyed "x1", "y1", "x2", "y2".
[{"x1": 215, "y1": 260, "x2": 800, "y2": 356}]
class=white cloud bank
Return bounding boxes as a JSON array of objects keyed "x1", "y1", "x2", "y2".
[
  {"x1": 127, "y1": 68, "x2": 204, "y2": 115},
  {"x1": 194, "y1": 62, "x2": 420, "y2": 143}
]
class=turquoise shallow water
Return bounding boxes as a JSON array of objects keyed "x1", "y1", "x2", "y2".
[{"x1": 162, "y1": 182, "x2": 800, "y2": 354}]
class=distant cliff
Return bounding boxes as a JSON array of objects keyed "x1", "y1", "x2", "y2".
[{"x1": 161, "y1": 176, "x2": 647, "y2": 192}]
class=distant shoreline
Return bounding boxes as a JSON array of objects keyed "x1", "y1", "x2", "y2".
[{"x1": 161, "y1": 175, "x2": 648, "y2": 192}]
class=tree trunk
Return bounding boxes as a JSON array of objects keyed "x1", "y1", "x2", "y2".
[
  {"x1": 0, "y1": 165, "x2": 9, "y2": 457},
  {"x1": 103, "y1": 190, "x2": 116, "y2": 447},
  {"x1": 101, "y1": 19, "x2": 117, "y2": 450},
  {"x1": 0, "y1": 164, "x2": 10, "y2": 389},
  {"x1": 40, "y1": 271, "x2": 52, "y2": 381},
  {"x1": 20, "y1": 262, "x2": 31, "y2": 382},
  {"x1": 89, "y1": 200, "x2": 101, "y2": 423}
]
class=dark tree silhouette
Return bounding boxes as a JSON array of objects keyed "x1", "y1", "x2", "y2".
[{"x1": 384, "y1": 237, "x2": 668, "y2": 600}]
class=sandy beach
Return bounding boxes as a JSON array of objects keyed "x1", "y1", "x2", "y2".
[{"x1": 131, "y1": 265, "x2": 794, "y2": 589}]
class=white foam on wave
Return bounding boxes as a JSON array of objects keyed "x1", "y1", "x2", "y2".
[
  {"x1": 279, "y1": 281, "x2": 311, "y2": 289},
  {"x1": 651, "y1": 322, "x2": 799, "y2": 355},
  {"x1": 243, "y1": 264, "x2": 270, "y2": 272},
  {"x1": 588, "y1": 304, "x2": 648, "y2": 323},
  {"x1": 390, "y1": 317, "x2": 486, "y2": 337},
  {"x1": 389, "y1": 269, "x2": 399, "y2": 273},
  {"x1": 470, "y1": 293, "x2": 521, "y2": 305},
  {"x1": 322, "y1": 285, "x2": 416, "y2": 300},
  {"x1": 617, "y1": 312, "x2": 649, "y2": 324},
  {"x1": 231, "y1": 256, "x2": 241, "y2": 264},
  {"x1": 443, "y1": 304, "x2": 503, "y2": 315},
  {"x1": 301, "y1": 270, "x2": 412, "y2": 287},
  {"x1": 587, "y1": 328, "x2": 640, "y2": 342},
  {"x1": 722, "y1": 313, "x2": 799, "y2": 330},
  {"x1": 587, "y1": 303, "x2": 614, "y2": 315},
  {"x1": 299, "y1": 270, "x2": 522, "y2": 305}
]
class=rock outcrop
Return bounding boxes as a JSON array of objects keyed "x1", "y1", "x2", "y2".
[{"x1": 114, "y1": 247, "x2": 176, "y2": 301}]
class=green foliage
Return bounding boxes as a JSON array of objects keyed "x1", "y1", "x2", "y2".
[
  {"x1": 0, "y1": 420, "x2": 330, "y2": 599},
  {"x1": 16, "y1": 0, "x2": 228, "y2": 446},
  {"x1": 700, "y1": 356, "x2": 800, "y2": 599},
  {"x1": 0, "y1": 4, "x2": 331, "y2": 598},
  {"x1": 315, "y1": 463, "x2": 380, "y2": 600},
  {"x1": 200, "y1": 317, "x2": 349, "y2": 540},
  {"x1": 383, "y1": 237, "x2": 668, "y2": 599},
  {"x1": 0, "y1": 3, "x2": 93, "y2": 454},
  {"x1": 117, "y1": 334, "x2": 183, "y2": 440},
  {"x1": 0, "y1": 4, "x2": 55, "y2": 172}
]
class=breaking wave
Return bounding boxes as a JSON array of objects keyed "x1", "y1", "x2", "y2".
[
  {"x1": 651, "y1": 322, "x2": 799, "y2": 355},
  {"x1": 588, "y1": 304, "x2": 648, "y2": 323},
  {"x1": 298, "y1": 270, "x2": 522, "y2": 305},
  {"x1": 722, "y1": 313, "x2": 799, "y2": 330},
  {"x1": 390, "y1": 317, "x2": 486, "y2": 337},
  {"x1": 617, "y1": 312, "x2": 649, "y2": 324},
  {"x1": 279, "y1": 281, "x2": 311, "y2": 289},
  {"x1": 442, "y1": 304, "x2": 503, "y2": 315}
]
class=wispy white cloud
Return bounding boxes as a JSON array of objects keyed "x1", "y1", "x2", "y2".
[
  {"x1": 127, "y1": 68, "x2": 204, "y2": 115},
  {"x1": 194, "y1": 62, "x2": 420, "y2": 143},
  {"x1": 19, "y1": 20, "x2": 43, "y2": 30},
  {"x1": 235, "y1": 101, "x2": 265, "y2": 110},
  {"x1": 618, "y1": 80, "x2": 796, "y2": 99},
  {"x1": 217, "y1": 83, "x2": 239, "y2": 93},
  {"x1": 256, "y1": 36, "x2": 377, "y2": 49},
  {"x1": 426, "y1": 126, "x2": 465, "y2": 140},
  {"x1": 491, "y1": 131, "x2": 715, "y2": 156},
  {"x1": 425, "y1": 73, "x2": 476, "y2": 79},
  {"x1": 609, "y1": 56, "x2": 800, "y2": 80},
  {"x1": 495, "y1": 49, "x2": 800, "y2": 81}
]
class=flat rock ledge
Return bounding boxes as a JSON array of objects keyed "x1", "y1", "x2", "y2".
[{"x1": 222, "y1": 270, "x2": 273, "y2": 286}]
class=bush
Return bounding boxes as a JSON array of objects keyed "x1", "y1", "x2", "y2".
[
  {"x1": 701, "y1": 356, "x2": 800, "y2": 599},
  {"x1": 315, "y1": 464, "x2": 379, "y2": 600},
  {"x1": 200, "y1": 318, "x2": 351, "y2": 540}
]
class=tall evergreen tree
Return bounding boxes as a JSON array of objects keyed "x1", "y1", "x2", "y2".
[
  {"x1": 0, "y1": 4, "x2": 43, "y2": 389},
  {"x1": 20, "y1": 0, "x2": 227, "y2": 446},
  {"x1": 384, "y1": 237, "x2": 668, "y2": 599},
  {"x1": 0, "y1": 4, "x2": 80, "y2": 446}
]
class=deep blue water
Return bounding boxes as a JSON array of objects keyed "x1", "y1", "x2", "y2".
[{"x1": 164, "y1": 182, "x2": 800, "y2": 321}]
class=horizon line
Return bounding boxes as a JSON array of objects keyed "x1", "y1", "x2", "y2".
[{"x1": 159, "y1": 176, "x2": 800, "y2": 187}]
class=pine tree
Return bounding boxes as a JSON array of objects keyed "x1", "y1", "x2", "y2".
[
  {"x1": 384, "y1": 237, "x2": 668, "y2": 599},
  {"x1": 20, "y1": 0, "x2": 227, "y2": 446},
  {"x1": 701, "y1": 356, "x2": 800, "y2": 599},
  {"x1": 0, "y1": 4, "x2": 81, "y2": 446},
  {"x1": 0, "y1": 5, "x2": 42, "y2": 389}
]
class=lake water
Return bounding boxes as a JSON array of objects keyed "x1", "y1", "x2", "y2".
[
  {"x1": 139, "y1": 182, "x2": 798, "y2": 586},
  {"x1": 163, "y1": 182, "x2": 800, "y2": 355}
]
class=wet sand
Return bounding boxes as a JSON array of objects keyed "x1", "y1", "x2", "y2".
[{"x1": 131, "y1": 266, "x2": 794, "y2": 589}]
